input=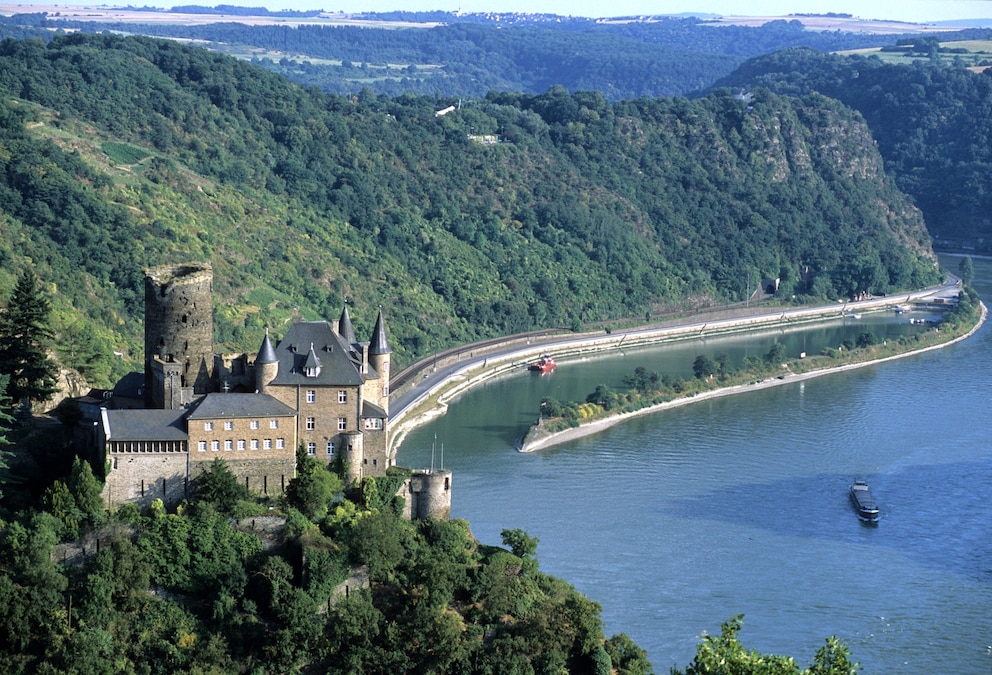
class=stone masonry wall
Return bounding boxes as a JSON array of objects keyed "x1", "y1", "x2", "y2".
[{"x1": 103, "y1": 452, "x2": 188, "y2": 510}]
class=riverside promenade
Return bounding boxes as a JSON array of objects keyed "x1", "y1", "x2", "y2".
[{"x1": 387, "y1": 278, "x2": 969, "y2": 455}]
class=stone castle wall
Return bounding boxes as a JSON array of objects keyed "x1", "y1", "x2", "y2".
[
  {"x1": 103, "y1": 452, "x2": 188, "y2": 510},
  {"x1": 190, "y1": 456, "x2": 295, "y2": 498}
]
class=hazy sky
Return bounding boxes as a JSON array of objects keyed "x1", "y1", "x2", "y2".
[{"x1": 11, "y1": 1, "x2": 992, "y2": 23}]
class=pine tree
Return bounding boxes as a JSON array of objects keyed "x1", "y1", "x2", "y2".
[{"x1": 0, "y1": 271, "x2": 59, "y2": 407}]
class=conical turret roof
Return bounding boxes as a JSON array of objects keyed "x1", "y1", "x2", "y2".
[
  {"x1": 338, "y1": 305, "x2": 357, "y2": 345},
  {"x1": 369, "y1": 308, "x2": 391, "y2": 355},
  {"x1": 256, "y1": 329, "x2": 277, "y2": 364}
]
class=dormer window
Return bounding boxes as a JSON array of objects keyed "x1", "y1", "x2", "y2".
[{"x1": 304, "y1": 342, "x2": 322, "y2": 378}]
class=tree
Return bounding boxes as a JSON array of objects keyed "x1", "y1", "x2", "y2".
[
  {"x1": 693, "y1": 354, "x2": 716, "y2": 379},
  {"x1": 671, "y1": 616, "x2": 858, "y2": 675},
  {"x1": 286, "y1": 451, "x2": 343, "y2": 521},
  {"x1": 604, "y1": 633, "x2": 653, "y2": 675},
  {"x1": 0, "y1": 271, "x2": 59, "y2": 407},
  {"x1": 68, "y1": 456, "x2": 105, "y2": 527},
  {"x1": 195, "y1": 458, "x2": 249, "y2": 514},
  {"x1": 855, "y1": 331, "x2": 876, "y2": 348},
  {"x1": 765, "y1": 342, "x2": 787, "y2": 364},
  {"x1": 958, "y1": 256, "x2": 974, "y2": 286},
  {"x1": 501, "y1": 527, "x2": 538, "y2": 559}
]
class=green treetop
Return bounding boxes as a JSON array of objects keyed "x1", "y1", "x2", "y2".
[{"x1": 0, "y1": 271, "x2": 59, "y2": 407}]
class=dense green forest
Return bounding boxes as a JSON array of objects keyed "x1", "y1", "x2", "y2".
[
  {"x1": 0, "y1": 33, "x2": 940, "y2": 384},
  {"x1": 713, "y1": 48, "x2": 992, "y2": 251},
  {"x1": 0, "y1": 436, "x2": 655, "y2": 673}
]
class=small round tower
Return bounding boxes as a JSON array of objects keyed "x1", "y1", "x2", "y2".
[
  {"x1": 339, "y1": 430, "x2": 365, "y2": 487},
  {"x1": 367, "y1": 309, "x2": 392, "y2": 413},
  {"x1": 254, "y1": 329, "x2": 278, "y2": 394},
  {"x1": 144, "y1": 263, "x2": 214, "y2": 407}
]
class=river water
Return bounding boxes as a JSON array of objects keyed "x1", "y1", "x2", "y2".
[{"x1": 397, "y1": 255, "x2": 991, "y2": 674}]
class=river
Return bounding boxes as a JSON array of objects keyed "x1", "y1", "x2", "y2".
[{"x1": 396, "y1": 254, "x2": 991, "y2": 674}]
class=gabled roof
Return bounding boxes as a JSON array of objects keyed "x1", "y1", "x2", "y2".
[
  {"x1": 103, "y1": 408, "x2": 188, "y2": 442},
  {"x1": 369, "y1": 309, "x2": 391, "y2": 355},
  {"x1": 269, "y1": 321, "x2": 365, "y2": 387},
  {"x1": 362, "y1": 400, "x2": 387, "y2": 419},
  {"x1": 186, "y1": 393, "x2": 297, "y2": 420}
]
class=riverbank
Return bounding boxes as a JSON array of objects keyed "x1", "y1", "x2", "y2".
[
  {"x1": 387, "y1": 280, "x2": 974, "y2": 456},
  {"x1": 519, "y1": 301, "x2": 987, "y2": 452}
]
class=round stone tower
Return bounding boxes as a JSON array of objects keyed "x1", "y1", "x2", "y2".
[
  {"x1": 416, "y1": 470, "x2": 452, "y2": 520},
  {"x1": 254, "y1": 329, "x2": 279, "y2": 395},
  {"x1": 144, "y1": 263, "x2": 214, "y2": 408},
  {"x1": 367, "y1": 309, "x2": 392, "y2": 414}
]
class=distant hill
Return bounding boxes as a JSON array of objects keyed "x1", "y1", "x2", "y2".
[
  {"x1": 2, "y1": 8, "x2": 985, "y2": 99},
  {"x1": 713, "y1": 47, "x2": 992, "y2": 252},
  {"x1": 0, "y1": 34, "x2": 939, "y2": 383}
]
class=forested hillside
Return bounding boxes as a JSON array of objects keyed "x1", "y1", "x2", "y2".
[
  {"x1": 0, "y1": 33, "x2": 939, "y2": 383},
  {"x1": 2, "y1": 10, "x2": 977, "y2": 99},
  {"x1": 714, "y1": 48, "x2": 992, "y2": 251}
]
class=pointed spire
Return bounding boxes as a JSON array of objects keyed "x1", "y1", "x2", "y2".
[
  {"x1": 369, "y1": 308, "x2": 391, "y2": 355},
  {"x1": 256, "y1": 329, "x2": 277, "y2": 364},
  {"x1": 338, "y1": 304, "x2": 357, "y2": 345}
]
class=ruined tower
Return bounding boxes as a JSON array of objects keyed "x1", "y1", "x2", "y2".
[{"x1": 144, "y1": 263, "x2": 214, "y2": 409}]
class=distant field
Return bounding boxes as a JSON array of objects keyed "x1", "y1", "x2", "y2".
[
  {"x1": 836, "y1": 38, "x2": 992, "y2": 71},
  {"x1": 0, "y1": 4, "x2": 964, "y2": 34},
  {"x1": 0, "y1": 4, "x2": 440, "y2": 28},
  {"x1": 702, "y1": 14, "x2": 964, "y2": 34}
]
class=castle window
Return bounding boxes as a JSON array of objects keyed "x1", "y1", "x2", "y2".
[
  {"x1": 306, "y1": 417, "x2": 315, "y2": 430},
  {"x1": 250, "y1": 439, "x2": 259, "y2": 450},
  {"x1": 338, "y1": 418, "x2": 347, "y2": 431},
  {"x1": 204, "y1": 421, "x2": 213, "y2": 431},
  {"x1": 198, "y1": 441, "x2": 207, "y2": 452},
  {"x1": 263, "y1": 439, "x2": 272, "y2": 450},
  {"x1": 224, "y1": 421, "x2": 233, "y2": 431},
  {"x1": 224, "y1": 440, "x2": 233, "y2": 451},
  {"x1": 306, "y1": 390, "x2": 316, "y2": 403},
  {"x1": 326, "y1": 441, "x2": 335, "y2": 456},
  {"x1": 364, "y1": 418, "x2": 383, "y2": 431},
  {"x1": 211, "y1": 440, "x2": 220, "y2": 452},
  {"x1": 338, "y1": 390, "x2": 347, "y2": 404},
  {"x1": 237, "y1": 439, "x2": 246, "y2": 451},
  {"x1": 307, "y1": 442, "x2": 316, "y2": 456},
  {"x1": 250, "y1": 420, "x2": 259, "y2": 430},
  {"x1": 276, "y1": 438, "x2": 285, "y2": 449},
  {"x1": 270, "y1": 419, "x2": 278, "y2": 429}
]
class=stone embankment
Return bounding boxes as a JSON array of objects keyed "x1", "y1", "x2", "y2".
[
  {"x1": 519, "y1": 300, "x2": 987, "y2": 452},
  {"x1": 388, "y1": 284, "x2": 970, "y2": 455}
]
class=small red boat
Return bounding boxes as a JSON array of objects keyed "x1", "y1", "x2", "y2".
[{"x1": 529, "y1": 354, "x2": 556, "y2": 373}]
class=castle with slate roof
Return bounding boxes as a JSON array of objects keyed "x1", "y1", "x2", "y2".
[{"x1": 96, "y1": 263, "x2": 453, "y2": 516}]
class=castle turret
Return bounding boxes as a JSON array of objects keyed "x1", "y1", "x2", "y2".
[
  {"x1": 403, "y1": 470, "x2": 452, "y2": 520},
  {"x1": 255, "y1": 329, "x2": 278, "y2": 395},
  {"x1": 144, "y1": 263, "x2": 214, "y2": 408},
  {"x1": 338, "y1": 305, "x2": 357, "y2": 347},
  {"x1": 367, "y1": 309, "x2": 391, "y2": 413}
]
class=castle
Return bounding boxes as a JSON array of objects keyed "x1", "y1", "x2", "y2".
[{"x1": 99, "y1": 263, "x2": 450, "y2": 519}]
